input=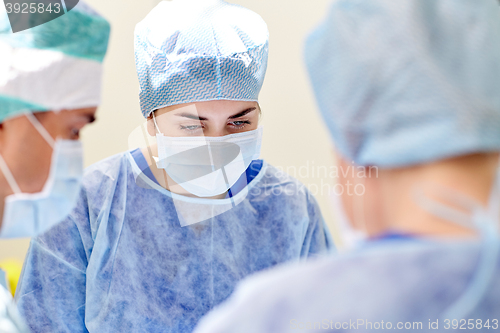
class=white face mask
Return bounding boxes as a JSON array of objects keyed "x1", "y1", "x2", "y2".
[
  {"x1": 152, "y1": 112, "x2": 263, "y2": 198},
  {"x1": 0, "y1": 113, "x2": 84, "y2": 238}
]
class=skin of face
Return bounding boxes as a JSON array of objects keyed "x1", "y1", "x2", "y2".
[
  {"x1": 147, "y1": 100, "x2": 260, "y2": 137},
  {"x1": 336, "y1": 151, "x2": 500, "y2": 240},
  {"x1": 142, "y1": 100, "x2": 260, "y2": 198},
  {"x1": 0, "y1": 108, "x2": 97, "y2": 196}
]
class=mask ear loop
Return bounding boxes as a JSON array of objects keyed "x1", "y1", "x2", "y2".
[
  {"x1": 25, "y1": 112, "x2": 55, "y2": 149},
  {"x1": 442, "y1": 173, "x2": 500, "y2": 321},
  {"x1": 0, "y1": 111, "x2": 52, "y2": 196},
  {"x1": 0, "y1": 154, "x2": 22, "y2": 194},
  {"x1": 442, "y1": 212, "x2": 500, "y2": 321},
  {"x1": 151, "y1": 111, "x2": 162, "y2": 135},
  {"x1": 150, "y1": 111, "x2": 171, "y2": 188},
  {"x1": 486, "y1": 165, "x2": 500, "y2": 234},
  {"x1": 413, "y1": 186, "x2": 476, "y2": 230},
  {"x1": 413, "y1": 184, "x2": 500, "y2": 321}
]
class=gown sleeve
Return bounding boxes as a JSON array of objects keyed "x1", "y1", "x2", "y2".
[
  {"x1": 15, "y1": 189, "x2": 93, "y2": 333},
  {"x1": 300, "y1": 190, "x2": 335, "y2": 258}
]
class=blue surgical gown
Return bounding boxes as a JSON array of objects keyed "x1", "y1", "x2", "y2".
[
  {"x1": 193, "y1": 238, "x2": 500, "y2": 333},
  {"x1": 15, "y1": 151, "x2": 333, "y2": 333}
]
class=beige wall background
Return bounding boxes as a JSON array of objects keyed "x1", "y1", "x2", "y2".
[{"x1": 0, "y1": 0, "x2": 340, "y2": 263}]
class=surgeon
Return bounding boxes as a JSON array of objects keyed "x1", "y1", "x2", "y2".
[
  {"x1": 15, "y1": 1, "x2": 333, "y2": 332},
  {"x1": 192, "y1": 0, "x2": 500, "y2": 332},
  {"x1": 0, "y1": 1, "x2": 110, "y2": 332}
]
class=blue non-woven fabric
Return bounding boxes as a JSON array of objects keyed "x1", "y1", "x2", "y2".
[
  {"x1": 130, "y1": 148, "x2": 160, "y2": 185},
  {"x1": 226, "y1": 159, "x2": 263, "y2": 198},
  {"x1": 193, "y1": 240, "x2": 500, "y2": 333},
  {"x1": 15, "y1": 152, "x2": 333, "y2": 333},
  {"x1": 304, "y1": 0, "x2": 500, "y2": 168}
]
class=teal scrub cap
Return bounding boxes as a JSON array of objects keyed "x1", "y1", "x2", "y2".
[{"x1": 0, "y1": 1, "x2": 111, "y2": 123}]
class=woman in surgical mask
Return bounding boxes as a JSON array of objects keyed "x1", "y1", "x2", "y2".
[
  {"x1": 192, "y1": 0, "x2": 500, "y2": 332},
  {"x1": 0, "y1": 1, "x2": 110, "y2": 332},
  {"x1": 144, "y1": 100, "x2": 262, "y2": 203},
  {"x1": 15, "y1": 1, "x2": 333, "y2": 333}
]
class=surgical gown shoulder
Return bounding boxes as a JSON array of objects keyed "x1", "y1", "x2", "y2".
[
  {"x1": 194, "y1": 240, "x2": 500, "y2": 333},
  {"x1": 83, "y1": 152, "x2": 129, "y2": 186},
  {"x1": 82, "y1": 151, "x2": 314, "y2": 197},
  {"x1": 77, "y1": 152, "x2": 325, "y2": 232}
]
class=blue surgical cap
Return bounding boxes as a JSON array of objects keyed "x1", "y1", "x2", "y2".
[
  {"x1": 305, "y1": 0, "x2": 500, "y2": 168},
  {"x1": 0, "y1": 1, "x2": 111, "y2": 123},
  {"x1": 135, "y1": 0, "x2": 269, "y2": 118}
]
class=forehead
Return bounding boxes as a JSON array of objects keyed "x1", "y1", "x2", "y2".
[
  {"x1": 58, "y1": 108, "x2": 97, "y2": 124},
  {"x1": 33, "y1": 107, "x2": 96, "y2": 121},
  {"x1": 156, "y1": 100, "x2": 259, "y2": 117}
]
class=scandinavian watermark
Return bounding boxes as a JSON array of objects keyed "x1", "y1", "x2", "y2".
[{"x1": 252, "y1": 161, "x2": 379, "y2": 197}]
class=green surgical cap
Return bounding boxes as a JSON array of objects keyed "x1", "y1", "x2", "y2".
[{"x1": 0, "y1": 1, "x2": 111, "y2": 123}]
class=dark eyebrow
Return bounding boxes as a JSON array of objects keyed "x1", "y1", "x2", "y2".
[
  {"x1": 229, "y1": 107, "x2": 257, "y2": 119},
  {"x1": 87, "y1": 115, "x2": 96, "y2": 123},
  {"x1": 176, "y1": 113, "x2": 208, "y2": 121}
]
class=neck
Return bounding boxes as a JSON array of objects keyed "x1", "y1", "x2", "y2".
[{"x1": 377, "y1": 153, "x2": 499, "y2": 239}]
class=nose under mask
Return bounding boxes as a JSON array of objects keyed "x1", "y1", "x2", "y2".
[{"x1": 152, "y1": 112, "x2": 263, "y2": 198}]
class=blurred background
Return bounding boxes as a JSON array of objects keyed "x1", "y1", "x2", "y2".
[{"x1": 0, "y1": 0, "x2": 338, "y2": 264}]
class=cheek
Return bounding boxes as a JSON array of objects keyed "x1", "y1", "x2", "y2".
[
  {"x1": 38, "y1": 119, "x2": 69, "y2": 140},
  {"x1": 340, "y1": 192, "x2": 356, "y2": 225},
  {"x1": 15, "y1": 137, "x2": 53, "y2": 192},
  {"x1": 251, "y1": 114, "x2": 260, "y2": 128},
  {"x1": 147, "y1": 119, "x2": 156, "y2": 136},
  {"x1": 16, "y1": 127, "x2": 52, "y2": 157}
]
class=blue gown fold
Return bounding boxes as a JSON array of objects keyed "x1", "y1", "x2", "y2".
[{"x1": 16, "y1": 151, "x2": 333, "y2": 333}]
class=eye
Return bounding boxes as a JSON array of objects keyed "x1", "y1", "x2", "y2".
[
  {"x1": 70, "y1": 128, "x2": 80, "y2": 139},
  {"x1": 180, "y1": 125, "x2": 203, "y2": 132},
  {"x1": 229, "y1": 120, "x2": 251, "y2": 128}
]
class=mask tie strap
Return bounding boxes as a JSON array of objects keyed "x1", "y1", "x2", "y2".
[
  {"x1": 151, "y1": 112, "x2": 162, "y2": 135},
  {"x1": 413, "y1": 185, "x2": 500, "y2": 321},
  {"x1": 486, "y1": 167, "x2": 500, "y2": 233},
  {"x1": 413, "y1": 187, "x2": 474, "y2": 229},
  {"x1": 442, "y1": 213, "x2": 499, "y2": 321},
  {"x1": 25, "y1": 112, "x2": 55, "y2": 149},
  {"x1": 0, "y1": 154, "x2": 22, "y2": 194}
]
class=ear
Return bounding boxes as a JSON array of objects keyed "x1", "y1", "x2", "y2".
[
  {"x1": 256, "y1": 103, "x2": 262, "y2": 114},
  {"x1": 146, "y1": 113, "x2": 156, "y2": 137}
]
